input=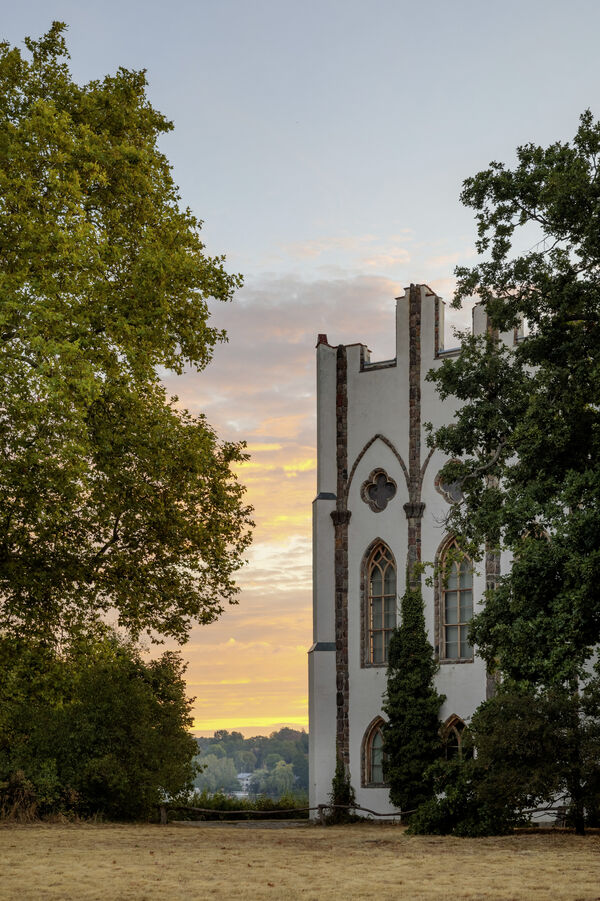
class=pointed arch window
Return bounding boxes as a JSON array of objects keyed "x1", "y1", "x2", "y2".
[
  {"x1": 362, "y1": 718, "x2": 387, "y2": 786},
  {"x1": 442, "y1": 715, "x2": 468, "y2": 759},
  {"x1": 441, "y1": 539, "x2": 473, "y2": 661},
  {"x1": 366, "y1": 542, "x2": 396, "y2": 665}
]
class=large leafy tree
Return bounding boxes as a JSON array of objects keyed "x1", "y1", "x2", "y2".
[
  {"x1": 0, "y1": 24, "x2": 252, "y2": 642},
  {"x1": 0, "y1": 629, "x2": 199, "y2": 819},
  {"x1": 408, "y1": 681, "x2": 600, "y2": 837},
  {"x1": 431, "y1": 110, "x2": 600, "y2": 676},
  {"x1": 429, "y1": 111, "x2": 600, "y2": 831},
  {"x1": 470, "y1": 682, "x2": 600, "y2": 831}
]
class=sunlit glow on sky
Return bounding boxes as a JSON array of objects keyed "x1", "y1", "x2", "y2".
[{"x1": 5, "y1": 0, "x2": 600, "y2": 736}]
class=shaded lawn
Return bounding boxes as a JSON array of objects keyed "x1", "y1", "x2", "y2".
[{"x1": 1, "y1": 822, "x2": 599, "y2": 900}]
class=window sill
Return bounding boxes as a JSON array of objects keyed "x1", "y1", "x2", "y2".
[{"x1": 439, "y1": 657, "x2": 474, "y2": 665}]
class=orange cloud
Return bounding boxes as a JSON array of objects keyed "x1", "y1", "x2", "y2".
[
  {"x1": 182, "y1": 616, "x2": 310, "y2": 734},
  {"x1": 249, "y1": 415, "x2": 307, "y2": 440},
  {"x1": 245, "y1": 443, "x2": 283, "y2": 452},
  {"x1": 282, "y1": 458, "x2": 316, "y2": 474}
]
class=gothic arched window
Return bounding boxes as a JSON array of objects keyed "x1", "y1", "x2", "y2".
[
  {"x1": 440, "y1": 539, "x2": 473, "y2": 661},
  {"x1": 365, "y1": 542, "x2": 396, "y2": 665},
  {"x1": 442, "y1": 715, "x2": 468, "y2": 759},
  {"x1": 362, "y1": 717, "x2": 387, "y2": 786}
]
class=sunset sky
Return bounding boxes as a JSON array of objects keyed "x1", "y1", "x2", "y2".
[{"x1": 6, "y1": 0, "x2": 600, "y2": 736}]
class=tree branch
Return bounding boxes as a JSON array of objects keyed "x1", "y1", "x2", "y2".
[
  {"x1": 458, "y1": 440, "x2": 508, "y2": 489},
  {"x1": 92, "y1": 511, "x2": 123, "y2": 563}
]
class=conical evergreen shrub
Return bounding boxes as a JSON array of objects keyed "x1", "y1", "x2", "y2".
[{"x1": 382, "y1": 578, "x2": 445, "y2": 812}]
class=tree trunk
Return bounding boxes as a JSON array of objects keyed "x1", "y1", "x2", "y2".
[{"x1": 567, "y1": 688, "x2": 585, "y2": 836}]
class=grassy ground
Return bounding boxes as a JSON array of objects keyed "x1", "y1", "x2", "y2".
[{"x1": 1, "y1": 821, "x2": 599, "y2": 900}]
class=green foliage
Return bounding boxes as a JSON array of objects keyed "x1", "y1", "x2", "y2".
[
  {"x1": 0, "y1": 630, "x2": 198, "y2": 820},
  {"x1": 430, "y1": 109, "x2": 600, "y2": 684},
  {"x1": 407, "y1": 758, "x2": 518, "y2": 837},
  {"x1": 469, "y1": 687, "x2": 566, "y2": 809},
  {"x1": 195, "y1": 727, "x2": 309, "y2": 798},
  {"x1": 0, "y1": 24, "x2": 252, "y2": 643},
  {"x1": 472, "y1": 680, "x2": 600, "y2": 832},
  {"x1": 327, "y1": 755, "x2": 357, "y2": 824},
  {"x1": 411, "y1": 680, "x2": 600, "y2": 836},
  {"x1": 427, "y1": 111, "x2": 600, "y2": 834},
  {"x1": 173, "y1": 789, "x2": 309, "y2": 821},
  {"x1": 249, "y1": 761, "x2": 295, "y2": 799},
  {"x1": 193, "y1": 754, "x2": 240, "y2": 794},
  {"x1": 264, "y1": 752, "x2": 284, "y2": 770},
  {"x1": 382, "y1": 581, "x2": 445, "y2": 812}
]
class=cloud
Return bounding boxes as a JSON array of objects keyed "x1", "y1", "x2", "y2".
[
  {"x1": 282, "y1": 457, "x2": 316, "y2": 474},
  {"x1": 281, "y1": 233, "x2": 413, "y2": 273},
  {"x1": 282, "y1": 234, "x2": 380, "y2": 259},
  {"x1": 245, "y1": 443, "x2": 283, "y2": 452},
  {"x1": 362, "y1": 249, "x2": 411, "y2": 268},
  {"x1": 426, "y1": 249, "x2": 475, "y2": 269}
]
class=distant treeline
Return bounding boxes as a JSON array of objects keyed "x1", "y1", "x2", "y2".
[{"x1": 194, "y1": 728, "x2": 308, "y2": 799}]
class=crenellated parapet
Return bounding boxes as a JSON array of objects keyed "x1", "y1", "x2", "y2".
[{"x1": 316, "y1": 284, "x2": 523, "y2": 376}]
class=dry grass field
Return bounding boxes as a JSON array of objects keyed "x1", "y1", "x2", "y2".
[{"x1": 1, "y1": 821, "x2": 599, "y2": 901}]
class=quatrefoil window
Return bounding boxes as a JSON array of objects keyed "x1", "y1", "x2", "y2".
[
  {"x1": 435, "y1": 464, "x2": 464, "y2": 504},
  {"x1": 361, "y1": 469, "x2": 397, "y2": 513}
]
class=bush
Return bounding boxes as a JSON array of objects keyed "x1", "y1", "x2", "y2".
[
  {"x1": 407, "y1": 759, "x2": 522, "y2": 837},
  {"x1": 167, "y1": 789, "x2": 309, "y2": 821},
  {"x1": 0, "y1": 632, "x2": 198, "y2": 820},
  {"x1": 326, "y1": 756, "x2": 359, "y2": 824},
  {"x1": 0, "y1": 771, "x2": 39, "y2": 822}
]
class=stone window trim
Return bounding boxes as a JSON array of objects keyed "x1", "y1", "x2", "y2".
[
  {"x1": 360, "y1": 468, "x2": 397, "y2": 513},
  {"x1": 361, "y1": 716, "x2": 388, "y2": 788},
  {"x1": 434, "y1": 535, "x2": 475, "y2": 665},
  {"x1": 513, "y1": 316, "x2": 526, "y2": 344},
  {"x1": 346, "y1": 433, "x2": 409, "y2": 502},
  {"x1": 434, "y1": 460, "x2": 464, "y2": 505},
  {"x1": 360, "y1": 538, "x2": 398, "y2": 669},
  {"x1": 441, "y1": 714, "x2": 468, "y2": 759}
]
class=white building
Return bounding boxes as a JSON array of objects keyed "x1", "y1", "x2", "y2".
[{"x1": 308, "y1": 284, "x2": 518, "y2": 815}]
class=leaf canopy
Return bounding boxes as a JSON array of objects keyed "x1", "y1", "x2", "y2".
[
  {"x1": 0, "y1": 24, "x2": 252, "y2": 642},
  {"x1": 430, "y1": 111, "x2": 600, "y2": 683}
]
